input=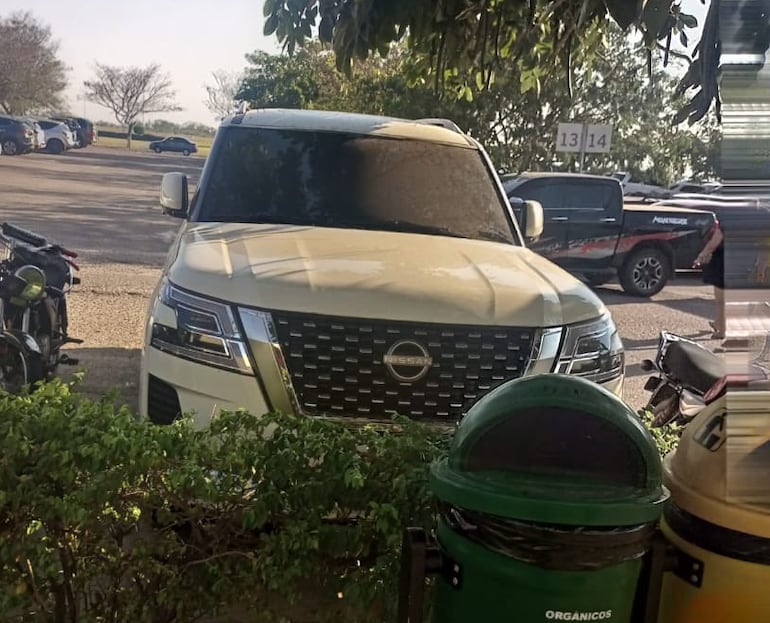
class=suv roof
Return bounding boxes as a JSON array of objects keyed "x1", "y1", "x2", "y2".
[
  {"x1": 504, "y1": 171, "x2": 619, "y2": 183},
  {"x1": 223, "y1": 108, "x2": 474, "y2": 148}
]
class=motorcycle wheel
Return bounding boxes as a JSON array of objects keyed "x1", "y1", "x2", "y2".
[{"x1": 0, "y1": 347, "x2": 28, "y2": 394}]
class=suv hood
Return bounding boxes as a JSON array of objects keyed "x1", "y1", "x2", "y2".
[{"x1": 166, "y1": 223, "x2": 607, "y2": 327}]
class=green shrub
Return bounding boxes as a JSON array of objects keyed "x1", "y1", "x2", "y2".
[
  {"x1": 0, "y1": 378, "x2": 450, "y2": 623},
  {"x1": 0, "y1": 377, "x2": 679, "y2": 623},
  {"x1": 637, "y1": 409, "x2": 683, "y2": 458}
]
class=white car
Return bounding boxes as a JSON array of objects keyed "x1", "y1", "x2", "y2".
[
  {"x1": 611, "y1": 172, "x2": 672, "y2": 199},
  {"x1": 37, "y1": 119, "x2": 77, "y2": 154},
  {"x1": 669, "y1": 179, "x2": 723, "y2": 195},
  {"x1": 140, "y1": 109, "x2": 625, "y2": 429}
]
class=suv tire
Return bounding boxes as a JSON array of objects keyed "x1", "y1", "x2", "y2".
[
  {"x1": 1, "y1": 139, "x2": 20, "y2": 155},
  {"x1": 619, "y1": 246, "x2": 671, "y2": 297},
  {"x1": 48, "y1": 139, "x2": 65, "y2": 155}
]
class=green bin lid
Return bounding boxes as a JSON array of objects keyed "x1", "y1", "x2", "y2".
[{"x1": 430, "y1": 374, "x2": 670, "y2": 526}]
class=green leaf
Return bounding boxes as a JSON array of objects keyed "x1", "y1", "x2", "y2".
[
  {"x1": 520, "y1": 69, "x2": 537, "y2": 94},
  {"x1": 264, "y1": 14, "x2": 279, "y2": 37},
  {"x1": 679, "y1": 13, "x2": 698, "y2": 29},
  {"x1": 263, "y1": 0, "x2": 280, "y2": 18},
  {"x1": 343, "y1": 465, "x2": 365, "y2": 489},
  {"x1": 319, "y1": 16, "x2": 334, "y2": 42},
  {"x1": 605, "y1": 0, "x2": 644, "y2": 30},
  {"x1": 641, "y1": 0, "x2": 675, "y2": 41}
]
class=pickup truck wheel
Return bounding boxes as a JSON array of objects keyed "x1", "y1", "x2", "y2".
[{"x1": 620, "y1": 247, "x2": 671, "y2": 297}]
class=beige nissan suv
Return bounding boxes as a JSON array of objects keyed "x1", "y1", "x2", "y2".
[{"x1": 139, "y1": 109, "x2": 624, "y2": 428}]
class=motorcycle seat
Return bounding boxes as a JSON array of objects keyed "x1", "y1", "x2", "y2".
[{"x1": 666, "y1": 340, "x2": 724, "y2": 394}]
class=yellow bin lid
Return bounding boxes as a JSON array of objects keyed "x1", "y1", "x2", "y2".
[{"x1": 664, "y1": 396, "x2": 770, "y2": 539}]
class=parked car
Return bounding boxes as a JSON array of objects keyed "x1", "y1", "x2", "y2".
[
  {"x1": 650, "y1": 195, "x2": 770, "y2": 289},
  {"x1": 19, "y1": 118, "x2": 46, "y2": 152},
  {"x1": 73, "y1": 117, "x2": 97, "y2": 146},
  {"x1": 669, "y1": 179, "x2": 723, "y2": 195},
  {"x1": 36, "y1": 119, "x2": 77, "y2": 154},
  {"x1": 50, "y1": 117, "x2": 82, "y2": 148},
  {"x1": 139, "y1": 109, "x2": 625, "y2": 428},
  {"x1": 610, "y1": 172, "x2": 672, "y2": 199},
  {"x1": 0, "y1": 116, "x2": 35, "y2": 155},
  {"x1": 52, "y1": 116, "x2": 95, "y2": 147},
  {"x1": 502, "y1": 172, "x2": 718, "y2": 297},
  {"x1": 148, "y1": 136, "x2": 197, "y2": 156}
]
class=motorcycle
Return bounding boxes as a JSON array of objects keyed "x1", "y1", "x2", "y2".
[
  {"x1": 640, "y1": 330, "x2": 769, "y2": 427},
  {"x1": 0, "y1": 222, "x2": 82, "y2": 393}
]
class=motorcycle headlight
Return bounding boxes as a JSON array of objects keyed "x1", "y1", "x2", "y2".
[
  {"x1": 150, "y1": 278, "x2": 253, "y2": 375},
  {"x1": 556, "y1": 314, "x2": 625, "y2": 383},
  {"x1": 13, "y1": 265, "x2": 46, "y2": 302}
]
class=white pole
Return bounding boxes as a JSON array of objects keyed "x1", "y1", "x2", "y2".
[{"x1": 578, "y1": 123, "x2": 588, "y2": 173}]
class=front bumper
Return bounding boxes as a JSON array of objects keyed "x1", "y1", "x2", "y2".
[
  {"x1": 139, "y1": 347, "x2": 270, "y2": 429},
  {"x1": 139, "y1": 282, "x2": 625, "y2": 428}
]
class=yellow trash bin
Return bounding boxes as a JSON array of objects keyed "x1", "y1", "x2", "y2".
[{"x1": 657, "y1": 395, "x2": 770, "y2": 622}]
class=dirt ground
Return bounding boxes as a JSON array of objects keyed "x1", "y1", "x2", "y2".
[{"x1": 0, "y1": 146, "x2": 203, "y2": 409}]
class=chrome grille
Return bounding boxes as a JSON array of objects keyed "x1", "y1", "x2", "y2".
[{"x1": 271, "y1": 311, "x2": 537, "y2": 422}]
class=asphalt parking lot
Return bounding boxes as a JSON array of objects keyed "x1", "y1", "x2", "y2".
[{"x1": 0, "y1": 147, "x2": 723, "y2": 411}]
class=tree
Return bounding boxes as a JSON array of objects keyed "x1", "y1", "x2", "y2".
[
  {"x1": 83, "y1": 63, "x2": 182, "y2": 148},
  {"x1": 203, "y1": 69, "x2": 245, "y2": 120},
  {"x1": 261, "y1": 0, "x2": 733, "y2": 127},
  {"x1": 0, "y1": 11, "x2": 68, "y2": 114},
  {"x1": 238, "y1": 32, "x2": 718, "y2": 184},
  {"x1": 466, "y1": 28, "x2": 720, "y2": 185}
]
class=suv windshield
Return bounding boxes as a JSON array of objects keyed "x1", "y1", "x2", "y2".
[{"x1": 193, "y1": 126, "x2": 518, "y2": 245}]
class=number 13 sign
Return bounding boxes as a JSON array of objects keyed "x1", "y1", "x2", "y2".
[{"x1": 555, "y1": 123, "x2": 612, "y2": 153}]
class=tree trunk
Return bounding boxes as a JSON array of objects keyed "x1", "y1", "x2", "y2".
[{"x1": 127, "y1": 123, "x2": 134, "y2": 150}]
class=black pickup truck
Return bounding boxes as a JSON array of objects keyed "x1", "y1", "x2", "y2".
[{"x1": 503, "y1": 172, "x2": 718, "y2": 297}]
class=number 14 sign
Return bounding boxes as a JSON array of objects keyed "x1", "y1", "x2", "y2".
[{"x1": 555, "y1": 123, "x2": 612, "y2": 154}]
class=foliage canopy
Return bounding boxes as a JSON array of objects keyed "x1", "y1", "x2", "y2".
[
  {"x1": 261, "y1": 0, "x2": 728, "y2": 126},
  {"x1": 0, "y1": 12, "x2": 68, "y2": 115}
]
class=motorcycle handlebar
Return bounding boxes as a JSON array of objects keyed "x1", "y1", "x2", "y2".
[
  {"x1": 1, "y1": 223, "x2": 47, "y2": 248},
  {"x1": 1, "y1": 223, "x2": 79, "y2": 259}
]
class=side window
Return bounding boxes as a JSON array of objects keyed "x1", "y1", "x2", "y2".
[
  {"x1": 563, "y1": 182, "x2": 607, "y2": 211},
  {"x1": 509, "y1": 181, "x2": 564, "y2": 211},
  {"x1": 563, "y1": 182, "x2": 620, "y2": 215}
]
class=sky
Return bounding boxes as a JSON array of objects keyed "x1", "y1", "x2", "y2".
[
  {"x1": 9, "y1": 0, "x2": 282, "y2": 127},
  {"x1": 7, "y1": 0, "x2": 709, "y2": 128}
]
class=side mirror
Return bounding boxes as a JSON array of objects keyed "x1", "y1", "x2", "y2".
[
  {"x1": 524, "y1": 200, "x2": 544, "y2": 240},
  {"x1": 160, "y1": 172, "x2": 189, "y2": 218}
]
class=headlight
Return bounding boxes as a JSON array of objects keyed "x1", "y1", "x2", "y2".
[
  {"x1": 150, "y1": 278, "x2": 253, "y2": 375},
  {"x1": 555, "y1": 314, "x2": 624, "y2": 383},
  {"x1": 13, "y1": 265, "x2": 46, "y2": 303}
]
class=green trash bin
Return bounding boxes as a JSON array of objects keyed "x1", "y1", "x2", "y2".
[{"x1": 398, "y1": 374, "x2": 670, "y2": 623}]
